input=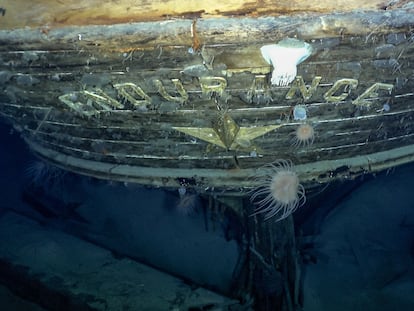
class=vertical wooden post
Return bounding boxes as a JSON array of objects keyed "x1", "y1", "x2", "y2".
[{"x1": 214, "y1": 195, "x2": 299, "y2": 310}]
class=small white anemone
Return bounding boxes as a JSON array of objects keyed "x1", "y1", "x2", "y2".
[
  {"x1": 176, "y1": 187, "x2": 200, "y2": 216},
  {"x1": 250, "y1": 160, "x2": 306, "y2": 221},
  {"x1": 292, "y1": 123, "x2": 315, "y2": 148},
  {"x1": 24, "y1": 160, "x2": 66, "y2": 190},
  {"x1": 261, "y1": 38, "x2": 312, "y2": 86}
]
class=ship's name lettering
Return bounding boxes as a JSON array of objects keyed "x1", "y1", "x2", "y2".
[{"x1": 59, "y1": 75, "x2": 393, "y2": 116}]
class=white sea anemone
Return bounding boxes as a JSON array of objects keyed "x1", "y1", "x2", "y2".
[
  {"x1": 293, "y1": 123, "x2": 315, "y2": 147},
  {"x1": 250, "y1": 160, "x2": 306, "y2": 221},
  {"x1": 175, "y1": 186, "x2": 200, "y2": 215},
  {"x1": 24, "y1": 160, "x2": 65, "y2": 188},
  {"x1": 176, "y1": 194, "x2": 200, "y2": 215},
  {"x1": 261, "y1": 38, "x2": 312, "y2": 86}
]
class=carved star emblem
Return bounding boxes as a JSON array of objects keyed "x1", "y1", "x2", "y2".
[{"x1": 173, "y1": 113, "x2": 282, "y2": 151}]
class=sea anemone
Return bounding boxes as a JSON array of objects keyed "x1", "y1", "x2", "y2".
[
  {"x1": 292, "y1": 123, "x2": 315, "y2": 147},
  {"x1": 250, "y1": 160, "x2": 305, "y2": 221},
  {"x1": 24, "y1": 159, "x2": 65, "y2": 189},
  {"x1": 175, "y1": 186, "x2": 200, "y2": 215},
  {"x1": 260, "y1": 38, "x2": 312, "y2": 86},
  {"x1": 176, "y1": 194, "x2": 200, "y2": 215}
]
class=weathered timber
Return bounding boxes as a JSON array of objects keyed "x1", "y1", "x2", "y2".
[
  {"x1": 1, "y1": 9, "x2": 414, "y2": 194},
  {"x1": 0, "y1": 0, "x2": 398, "y2": 30},
  {"x1": 1, "y1": 3, "x2": 414, "y2": 311}
]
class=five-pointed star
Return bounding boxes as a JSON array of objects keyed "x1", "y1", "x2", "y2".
[{"x1": 173, "y1": 114, "x2": 282, "y2": 150}]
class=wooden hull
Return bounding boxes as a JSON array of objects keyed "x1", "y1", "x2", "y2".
[{"x1": 1, "y1": 7, "x2": 414, "y2": 194}]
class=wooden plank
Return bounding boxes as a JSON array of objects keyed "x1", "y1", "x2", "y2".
[
  {"x1": 0, "y1": 0, "x2": 391, "y2": 29},
  {"x1": 0, "y1": 9, "x2": 413, "y2": 193}
]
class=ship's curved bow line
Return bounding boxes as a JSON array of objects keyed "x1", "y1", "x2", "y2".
[{"x1": 0, "y1": 1, "x2": 413, "y2": 194}]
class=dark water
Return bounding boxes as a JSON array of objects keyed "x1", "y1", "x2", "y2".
[{"x1": 0, "y1": 120, "x2": 413, "y2": 310}]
